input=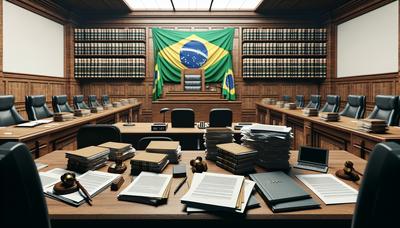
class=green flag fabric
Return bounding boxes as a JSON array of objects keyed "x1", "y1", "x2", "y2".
[{"x1": 152, "y1": 28, "x2": 236, "y2": 100}]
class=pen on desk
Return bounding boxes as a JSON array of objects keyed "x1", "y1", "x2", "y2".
[{"x1": 174, "y1": 176, "x2": 188, "y2": 195}]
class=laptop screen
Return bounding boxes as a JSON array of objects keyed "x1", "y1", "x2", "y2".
[{"x1": 298, "y1": 146, "x2": 328, "y2": 166}]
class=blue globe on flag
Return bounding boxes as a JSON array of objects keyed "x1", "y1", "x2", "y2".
[{"x1": 180, "y1": 40, "x2": 208, "y2": 68}]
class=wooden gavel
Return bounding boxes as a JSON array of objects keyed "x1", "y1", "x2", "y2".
[{"x1": 336, "y1": 160, "x2": 363, "y2": 181}]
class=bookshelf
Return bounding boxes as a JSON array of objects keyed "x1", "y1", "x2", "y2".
[
  {"x1": 74, "y1": 28, "x2": 146, "y2": 79},
  {"x1": 241, "y1": 28, "x2": 327, "y2": 79}
]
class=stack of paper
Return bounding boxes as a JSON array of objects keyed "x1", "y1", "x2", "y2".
[
  {"x1": 74, "y1": 109, "x2": 90, "y2": 117},
  {"x1": 359, "y1": 119, "x2": 388, "y2": 133},
  {"x1": 66, "y1": 146, "x2": 110, "y2": 173},
  {"x1": 145, "y1": 141, "x2": 181, "y2": 164},
  {"x1": 204, "y1": 127, "x2": 233, "y2": 161},
  {"x1": 284, "y1": 103, "x2": 297, "y2": 110},
  {"x1": 16, "y1": 119, "x2": 53, "y2": 127},
  {"x1": 303, "y1": 108, "x2": 319, "y2": 116},
  {"x1": 319, "y1": 112, "x2": 340, "y2": 122},
  {"x1": 54, "y1": 112, "x2": 74, "y2": 122},
  {"x1": 216, "y1": 143, "x2": 257, "y2": 174},
  {"x1": 241, "y1": 124, "x2": 292, "y2": 170},
  {"x1": 262, "y1": 98, "x2": 276, "y2": 105},
  {"x1": 130, "y1": 152, "x2": 169, "y2": 175},
  {"x1": 98, "y1": 142, "x2": 135, "y2": 161},
  {"x1": 118, "y1": 171, "x2": 172, "y2": 205},
  {"x1": 181, "y1": 172, "x2": 254, "y2": 213}
]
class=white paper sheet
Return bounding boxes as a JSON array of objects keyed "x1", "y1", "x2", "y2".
[{"x1": 296, "y1": 174, "x2": 358, "y2": 205}]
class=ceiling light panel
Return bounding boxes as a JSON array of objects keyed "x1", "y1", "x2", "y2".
[
  {"x1": 125, "y1": 0, "x2": 173, "y2": 10},
  {"x1": 173, "y1": 0, "x2": 212, "y2": 10}
]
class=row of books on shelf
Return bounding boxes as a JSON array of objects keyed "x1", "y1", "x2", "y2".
[
  {"x1": 242, "y1": 42, "x2": 327, "y2": 55},
  {"x1": 74, "y1": 58, "x2": 145, "y2": 78},
  {"x1": 74, "y1": 42, "x2": 146, "y2": 56},
  {"x1": 242, "y1": 28, "x2": 327, "y2": 41},
  {"x1": 74, "y1": 28, "x2": 146, "y2": 41},
  {"x1": 242, "y1": 58, "x2": 326, "y2": 78}
]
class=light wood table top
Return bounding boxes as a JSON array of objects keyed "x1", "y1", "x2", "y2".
[
  {"x1": 0, "y1": 103, "x2": 141, "y2": 141},
  {"x1": 256, "y1": 102, "x2": 400, "y2": 141},
  {"x1": 36, "y1": 150, "x2": 366, "y2": 220}
]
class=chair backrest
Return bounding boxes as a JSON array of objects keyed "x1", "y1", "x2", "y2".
[
  {"x1": 73, "y1": 95, "x2": 89, "y2": 110},
  {"x1": 137, "y1": 136, "x2": 173, "y2": 150},
  {"x1": 76, "y1": 124, "x2": 121, "y2": 149},
  {"x1": 181, "y1": 69, "x2": 205, "y2": 92},
  {"x1": 367, "y1": 95, "x2": 399, "y2": 126},
  {"x1": 351, "y1": 142, "x2": 400, "y2": 228},
  {"x1": 0, "y1": 95, "x2": 25, "y2": 126},
  {"x1": 339, "y1": 95, "x2": 366, "y2": 119},
  {"x1": 102, "y1": 95, "x2": 110, "y2": 106},
  {"x1": 88, "y1": 95, "x2": 101, "y2": 108},
  {"x1": 209, "y1": 108, "x2": 233, "y2": 127},
  {"x1": 0, "y1": 142, "x2": 51, "y2": 228},
  {"x1": 25, "y1": 95, "x2": 54, "y2": 120},
  {"x1": 320, "y1": 95, "x2": 341, "y2": 112},
  {"x1": 52, "y1": 95, "x2": 73, "y2": 113},
  {"x1": 282, "y1": 95, "x2": 291, "y2": 102},
  {"x1": 305, "y1": 95, "x2": 321, "y2": 109},
  {"x1": 171, "y1": 108, "x2": 195, "y2": 128},
  {"x1": 295, "y1": 95, "x2": 305, "y2": 108}
]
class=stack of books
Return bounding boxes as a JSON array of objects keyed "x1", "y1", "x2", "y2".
[
  {"x1": 128, "y1": 98, "x2": 137, "y2": 104},
  {"x1": 130, "y1": 152, "x2": 169, "y2": 175},
  {"x1": 120, "y1": 99, "x2": 129, "y2": 106},
  {"x1": 90, "y1": 106, "x2": 103, "y2": 113},
  {"x1": 216, "y1": 143, "x2": 257, "y2": 174},
  {"x1": 53, "y1": 112, "x2": 74, "y2": 122},
  {"x1": 74, "y1": 109, "x2": 90, "y2": 117},
  {"x1": 319, "y1": 112, "x2": 340, "y2": 122},
  {"x1": 284, "y1": 103, "x2": 297, "y2": 110},
  {"x1": 98, "y1": 142, "x2": 135, "y2": 161},
  {"x1": 360, "y1": 119, "x2": 388, "y2": 133},
  {"x1": 112, "y1": 102, "x2": 122, "y2": 108},
  {"x1": 303, "y1": 108, "x2": 319, "y2": 116},
  {"x1": 103, "y1": 104, "x2": 112, "y2": 110},
  {"x1": 66, "y1": 146, "x2": 110, "y2": 173},
  {"x1": 145, "y1": 141, "x2": 181, "y2": 164},
  {"x1": 276, "y1": 101, "x2": 285, "y2": 108},
  {"x1": 204, "y1": 127, "x2": 233, "y2": 161},
  {"x1": 241, "y1": 124, "x2": 292, "y2": 170}
]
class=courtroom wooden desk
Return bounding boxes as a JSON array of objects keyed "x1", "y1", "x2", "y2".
[
  {"x1": 36, "y1": 150, "x2": 365, "y2": 228},
  {"x1": 256, "y1": 102, "x2": 400, "y2": 159},
  {"x1": 115, "y1": 122, "x2": 243, "y2": 150},
  {"x1": 0, "y1": 103, "x2": 141, "y2": 157}
]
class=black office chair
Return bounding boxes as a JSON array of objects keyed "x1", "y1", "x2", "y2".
[
  {"x1": 320, "y1": 95, "x2": 341, "y2": 112},
  {"x1": 73, "y1": 95, "x2": 89, "y2": 110},
  {"x1": 0, "y1": 142, "x2": 51, "y2": 228},
  {"x1": 76, "y1": 124, "x2": 121, "y2": 149},
  {"x1": 351, "y1": 142, "x2": 400, "y2": 228},
  {"x1": 52, "y1": 95, "x2": 73, "y2": 113},
  {"x1": 295, "y1": 95, "x2": 305, "y2": 108},
  {"x1": 282, "y1": 95, "x2": 291, "y2": 102},
  {"x1": 25, "y1": 95, "x2": 54, "y2": 120},
  {"x1": 305, "y1": 95, "x2": 321, "y2": 109},
  {"x1": 171, "y1": 108, "x2": 195, "y2": 128},
  {"x1": 209, "y1": 108, "x2": 233, "y2": 127},
  {"x1": 137, "y1": 136, "x2": 173, "y2": 150},
  {"x1": 367, "y1": 95, "x2": 399, "y2": 126},
  {"x1": 0, "y1": 95, "x2": 25, "y2": 126},
  {"x1": 339, "y1": 95, "x2": 366, "y2": 119},
  {"x1": 102, "y1": 95, "x2": 110, "y2": 106},
  {"x1": 88, "y1": 95, "x2": 102, "y2": 108}
]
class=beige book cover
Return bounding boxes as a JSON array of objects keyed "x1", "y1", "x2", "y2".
[
  {"x1": 206, "y1": 127, "x2": 233, "y2": 133},
  {"x1": 146, "y1": 141, "x2": 179, "y2": 153},
  {"x1": 98, "y1": 142, "x2": 131, "y2": 150},
  {"x1": 132, "y1": 152, "x2": 167, "y2": 164},
  {"x1": 216, "y1": 143, "x2": 256, "y2": 156},
  {"x1": 66, "y1": 146, "x2": 109, "y2": 158}
]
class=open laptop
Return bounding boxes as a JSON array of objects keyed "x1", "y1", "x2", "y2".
[{"x1": 293, "y1": 146, "x2": 329, "y2": 173}]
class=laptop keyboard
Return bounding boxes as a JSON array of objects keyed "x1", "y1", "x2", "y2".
[{"x1": 294, "y1": 163, "x2": 328, "y2": 173}]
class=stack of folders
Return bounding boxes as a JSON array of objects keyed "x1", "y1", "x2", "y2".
[
  {"x1": 44, "y1": 170, "x2": 120, "y2": 206},
  {"x1": 74, "y1": 109, "x2": 90, "y2": 117},
  {"x1": 182, "y1": 172, "x2": 255, "y2": 213},
  {"x1": 53, "y1": 112, "x2": 74, "y2": 122},
  {"x1": 204, "y1": 127, "x2": 233, "y2": 161},
  {"x1": 319, "y1": 112, "x2": 340, "y2": 122},
  {"x1": 303, "y1": 108, "x2": 319, "y2": 116},
  {"x1": 241, "y1": 124, "x2": 292, "y2": 170},
  {"x1": 249, "y1": 171, "x2": 320, "y2": 212},
  {"x1": 112, "y1": 102, "x2": 122, "y2": 108},
  {"x1": 360, "y1": 119, "x2": 388, "y2": 133},
  {"x1": 66, "y1": 146, "x2": 110, "y2": 173},
  {"x1": 130, "y1": 152, "x2": 169, "y2": 175},
  {"x1": 276, "y1": 101, "x2": 285, "y2": 108},
  {"x1": 98, "y1": 142, "x2": 135, "y2": 161},
  {"x1": 284, "y1": 103, "x2": 297, "y2": 110},
  {"x1": 145, "y1": 141, "x2": 182, "y2": 164},
  {"x1": 216, "y1": 143, "x2": 257, "y2": 174},
  {"x1": 118, "y1": 172, "x2": 172, "y2": 206}
]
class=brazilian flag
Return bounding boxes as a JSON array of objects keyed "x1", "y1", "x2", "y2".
[{"x1": 152, "y1": 28, "x2": 236, "y2": 100}]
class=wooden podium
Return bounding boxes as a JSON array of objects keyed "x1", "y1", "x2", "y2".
[{"x1": 152, "y1": 69, "x2": 241, "y2": 122}]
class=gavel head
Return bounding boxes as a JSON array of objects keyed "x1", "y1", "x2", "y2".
[
  {"x1": 61, "y1": 172, "x2": 76, "y2": 187},
  {"x1": 343, "y1": 161, "x2": 354, "y2": 174}
]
